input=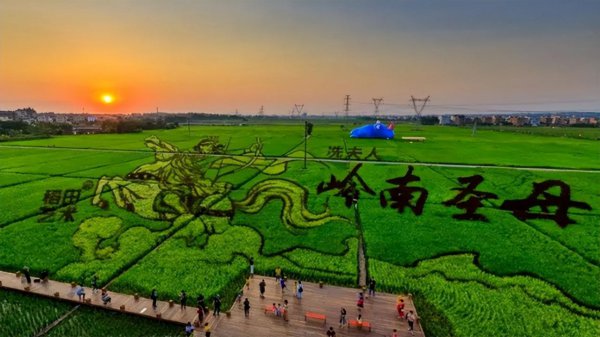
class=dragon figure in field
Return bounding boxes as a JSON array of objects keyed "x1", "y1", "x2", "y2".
[{"x1": 91, "y1": 135, "x2": 345, "y2": 228}]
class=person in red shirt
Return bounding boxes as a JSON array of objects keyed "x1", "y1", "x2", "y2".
[
  {"x1": 396, "y1": 298, "x2": 405, "y2": 319},
  {"x1": 356, "y1": 292, "x2": 365, "y2": 309}
]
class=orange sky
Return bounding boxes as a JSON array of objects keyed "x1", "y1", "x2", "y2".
[{"x1": 1, "y1": 1, "x2": 599, "y2": 115}]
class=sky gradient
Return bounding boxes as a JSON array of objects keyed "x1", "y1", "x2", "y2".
[{"x1": 1, "y1": 0, "x2": 599, "y2": 115}]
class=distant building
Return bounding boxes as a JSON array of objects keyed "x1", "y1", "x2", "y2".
[
  {"x1": 438, "y1": 115, "x2": 451, "y2": 125},
  {"x1": 72, "y1": 125, "x2": 102, "y2": 135},
  {"x1": 508, "y1": 116, "x2": 529, "y2": 126},
  {"x1": 37, "y1": 112, "x2": 57, "y2": 123},
  {"x1": 450, "y1": 114, "x2": 465, "y2": 126},
  {"x1": 14, "y1": 108, "x2": 37, "y2": 123},
  {"x1": 0, "y1": 111, "x2": 16, "y2": 121}
]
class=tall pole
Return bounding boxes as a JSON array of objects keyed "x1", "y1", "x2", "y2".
[
  {"x1": 187, "y1": 112, "x2": 191, "y2": 137},
  {"x1": 303, "y1": 120, "x2": 308, "y2": 169},
  {"x1": 372, "y1": 98, "x2": 383, "y2": 116},
  {"x1": 344, "y1": 95, "x2": 351, "y2": 118},
  {"x1": 410, "y1": 95, "x2": 430, "y2": 124}
]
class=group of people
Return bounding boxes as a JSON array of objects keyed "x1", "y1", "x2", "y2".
[
  {"x1": 267, "y1": 300, "x2": 290, "y2": 321},
  {"x1": 397, "y1": 296, "x2": 417, "y2": 335},
  {"x1": 20, "y1": 266, "x2": 49, "y2": 284},
  {"x1": 73, "y1": 275, "x2": 111, "y2": 305},
  {"x1": 184, "y1": 321, "x2": 211, "y2": 337}
]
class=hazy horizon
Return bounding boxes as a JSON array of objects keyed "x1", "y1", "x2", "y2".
[{"x1": 1, "y1": 0, "x2": 599, "y2": 115}]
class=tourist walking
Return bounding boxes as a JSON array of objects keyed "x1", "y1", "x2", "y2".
[
  {"x1": 243, "y1": 298, "x2": 250, "y2": 317},
  {"x1": 356, "y1": 292, "x2": 364, "y2": 309},
  {"x1": 339, "y1": 307, "x2": 347, "y2": 327},
  {"x1": 396, "y1": 298, "x2": 405, "y2": 319},
  {"x1": 249, "y1": 256, "x2": 255, "y2": 278},
  {"x1": 236, "y1": 290, "x2": 243, "y2": 304},
  {"x1": 76, "y1": 284, "x2": 86, "y2": 301},
  {"x1": 407, "y1": 310, "x2": 416, "y2": 335},
  {"x1": 180, "y1": 290, "x2": 187, "y2": 309},
  {"x1": 283, "y1": 300, "x2": 289, "y2": 321},
  {"x1": 197, "y1": 294, "x2": 207, "y2": 313},
  {"x1": 259, "y1": 279, "x2": 266, "y2": 298},
  {"x1": 91, "y1": 274, "x2": 98, "y2": 293},
  {"x1": 279, "y1": 277, "x2": 286, "y2": 293},
  {"x1": 368, "y1": 278, "x2": 376, "y2": 297},
  {"x1": 185, "y1": 322, "x2": 194, "y2": 337},
  {"x1": 151, "y1": 289, "x2": 158, "y2": 310},
  {"x1": 296, "y1": 280, "x2": 304, "y2": 299},
  {"x1": 196, "y1": 305, "x2": 204, "y2": 323},
  {"x1": 326, "y1": 326, "x2": 337, "y2": 337},
  {"x1": 392, "y1": 328, "x2": 399, "y2": 337},
  {"x1": 23, "y1": 266, "x2": 31, "y2": 284},
  {"x1": 213, "y1": 295, "x2": 221, "y2": 316}
]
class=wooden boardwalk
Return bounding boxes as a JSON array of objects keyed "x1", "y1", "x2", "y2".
[
  {"x1": 213, "y1": 277, "x2": 424, "y2": 337},
  {"x1": 0, "y1": 270, "x2": 216, "y2": 336},
  {"x1": 0, "y1": 271, "x2": 424, "y2": 337}
]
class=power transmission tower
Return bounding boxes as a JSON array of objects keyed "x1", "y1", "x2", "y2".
[
  {"x1": 292, "y1": 104, "x2": 304, "y2": 118},
  {"x1": 344, "y1": 95, "x2": 351, "y2": 118},
  {"x1": 410, "y1": 95, "x2": 430, "y2": 123},
  {"x1": 372, "y1": 98, "x2": 383, "y2": 116},
  {"x1": 258, "y1": 105, "x2": 264, "y2": 117}
]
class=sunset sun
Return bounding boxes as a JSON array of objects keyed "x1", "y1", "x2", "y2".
[{"x1": 102, "y1": 94, "x2": 114, "y2": 104}]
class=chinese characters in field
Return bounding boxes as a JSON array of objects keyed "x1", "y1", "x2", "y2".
[{"x1": 317, "y1": 165, "x2": 592, "y2": 228}]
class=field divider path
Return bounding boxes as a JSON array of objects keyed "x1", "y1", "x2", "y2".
[
  {"x1": 33, "y1": 304, "x2": 80, "y2": 337},
  {"x1": 2, "y1": 144, "x2": 598, "y2": 173}
]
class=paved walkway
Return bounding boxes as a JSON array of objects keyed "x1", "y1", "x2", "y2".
[{"x1": 1, "y1": 271, "x2": 424, "y2": 337}]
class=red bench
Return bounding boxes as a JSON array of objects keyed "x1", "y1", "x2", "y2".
[
  {"x1": 264, "y1": 305, "x2": 276, "y2": 314},
  {"x1": 305, "y1": 311, "x2": 326, "y2": 325},
  {"x1": 348, "y1": 319, "x2": 372, "y2": 331}
]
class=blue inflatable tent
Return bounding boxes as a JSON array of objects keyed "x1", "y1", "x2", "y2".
[{"x1": 350, "y1": 121, "x2": 395, "y2": 139}]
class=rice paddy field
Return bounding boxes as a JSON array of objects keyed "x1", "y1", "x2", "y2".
[
  {"x1": 0, "y1": 122, "x2": 598, "y2": 337},
  {"x1": 0, "y1": 289, "x2": 181, "y2": 337}
]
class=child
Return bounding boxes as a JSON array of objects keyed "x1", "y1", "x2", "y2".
[
  {"x1": 397, "y1": 298, "x2": 405, "y2": 319},
  {"x1": 185, "y1": 322, "x2": 194, "y2": 337},
  {"x1": 282, "y1": 300, "x2": 289, "y2": 321},
  {"x1": 204, "y1": 322, "x2": 211, "y2": 337},
  {"x1": 101, "y1": 289, "x2": 111, "y2": 305},
  {"x1": 356, "y1": 292, "x2": 364, "y2": 309}
]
